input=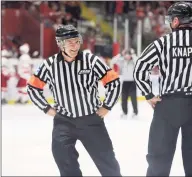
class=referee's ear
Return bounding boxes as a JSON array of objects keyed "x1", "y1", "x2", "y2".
[{"x1": 171, "y1": 17, "x2": 180, "y2": 29}]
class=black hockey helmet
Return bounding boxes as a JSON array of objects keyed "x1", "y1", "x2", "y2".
[
  {"x1": 165, "y1": 2, "x2": 192, "y2": 25},
  {"x1": 55, "y1": 24, "x2": 82, "y2": 51},
  {"x1": 56, "y1": 24, "x2": 80, "y2": 39}
]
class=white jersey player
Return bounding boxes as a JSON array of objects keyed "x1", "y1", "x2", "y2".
[
  {"x1": 1, "y1": 56, "x2": 10, "y2": 104},
  {"x1": 16, "y1": 43, "x2": 33, "y2": 104},
  {"x1": 1, "y1": 49, "x2": 15, "y2": 104}
]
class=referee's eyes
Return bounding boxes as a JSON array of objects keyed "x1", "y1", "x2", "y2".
[
  {"x1": 73, "y1": 41, "x2": 80, "y2": 44},
  {"x1": 67, "y1": 41, "x2": 80, "y2": 46}
]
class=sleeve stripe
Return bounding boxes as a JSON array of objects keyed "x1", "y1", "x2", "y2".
[
  {"x1": 40, "y1": 66, "x2": 47, "y2": 79},
  {"x1": 104, "y1": 79, "x2": 121, "y2": 108},
  {"x1": 96, "y1": 60, "x2": 107, "y2": 74},
  {"x1": 133, "y1": 43, "x2": 159, "y2": 95},
  {"x1": 34, "y1": 89, "x2": 48, "y2": 105},
  {"x1": 27, "y1": 86, "x2": 46, "y2": 110}
]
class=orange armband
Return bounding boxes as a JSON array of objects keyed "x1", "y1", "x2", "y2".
[
  {"x1": 28, "y1": 75, "x2": 46, "y2": 89},
  {"x1": 101, "y1": 70, "x2": 119, "y2": 86}
]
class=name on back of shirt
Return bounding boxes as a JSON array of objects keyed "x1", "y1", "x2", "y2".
[{"x1": 171, "y1": 47, "x2": 192, "y2": 58}]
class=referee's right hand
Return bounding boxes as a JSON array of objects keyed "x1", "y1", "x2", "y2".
[
  {"x1": 147, "y1": 96, "x2": 161, "y2": 109},
  {"x1": 47, "y1": 108, "x2": 57, "y2": 117}
]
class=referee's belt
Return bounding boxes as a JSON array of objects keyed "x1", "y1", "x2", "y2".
[{"x1": 161, "y1": 91, "x2": 192, "y2": 98}]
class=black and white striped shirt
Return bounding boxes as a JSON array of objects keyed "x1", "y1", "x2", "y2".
[
  {"x1": 27, "y1": 51, "x2": 121, "y2": 118},
  {"x1": 134, "y1": 27, "x2": 192, "y2": 99}
]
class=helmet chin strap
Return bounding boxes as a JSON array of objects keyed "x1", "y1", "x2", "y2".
[
  {"x1": 62, "y1": 44, "x2": 73, "y2": 58},
  {"x1": 60, "y1": 41, "x2": 73, "y2": 58},
  {"x1": 63, "y1": 50, "x2": 73, "y2": 58}
]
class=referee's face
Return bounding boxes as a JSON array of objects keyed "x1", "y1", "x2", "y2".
[{"x1": 64, "y1": 37, "x2": 81, "y2": 58}]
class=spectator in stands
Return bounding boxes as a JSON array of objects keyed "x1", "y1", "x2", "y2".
[
  {"x1": 105, "y1": 1, "x2": 116, "y2": 21},
  {"x1": 83, "y1": 27, "x2": 96, "y2": 53},
  {"x1": 64, "y1": 1, "x2": 81, "y2": 27},
  {"x1": 53, "y1": 17, "x2": 63, "y2": 31},
  {"x1": 115, "y1": 1, "x2": 124, "y2": 15}
]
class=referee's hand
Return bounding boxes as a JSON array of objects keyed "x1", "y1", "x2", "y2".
[
  {"x1": 96, "y1": 107, "x2": 109, "y2": 119},
  {"x1": 47, "y1": 108, "x2": 57, "y2": 117},
  {"x1": 147, "y1": 96, "x2": 161, "y2": 109}
]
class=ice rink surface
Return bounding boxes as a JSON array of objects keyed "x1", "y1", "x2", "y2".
[{"x1": 2, "y1": 101, "x2": 184, "y2": 176}]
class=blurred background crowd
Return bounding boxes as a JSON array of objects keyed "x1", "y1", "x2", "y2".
[{"x1": 1, "y1": 1, "x2": 174, "y2": 105}]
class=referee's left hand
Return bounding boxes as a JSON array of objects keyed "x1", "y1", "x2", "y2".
[
  {"x1": 96, "y1": 107, "x2": 109, "y2": 118},
  {"x1": 147, "y1": 96, "x2": 161, "y2": 109}
]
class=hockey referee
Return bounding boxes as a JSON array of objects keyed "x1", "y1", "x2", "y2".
[
  {"x1": 27, "y1": 25, "x2": 122, "y2": 176},
  {"x1": 133, "y1": 2, "x2": 192, "y2": 176}
]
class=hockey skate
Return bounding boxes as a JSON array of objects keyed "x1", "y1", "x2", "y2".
[
  {"x1": 120, "y1": 113, "x2": 128, "y2": 120},
  {"x1": 131, "y1": 112, "x2": 138, "y2": 119}
]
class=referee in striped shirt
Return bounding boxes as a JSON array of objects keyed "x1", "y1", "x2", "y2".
[
  {"x1": 134, "y1": 2, "x2": 192, "y2": 176},
  {"x1": 27, "y1": 25, "x2": 121, "y2": 176}
]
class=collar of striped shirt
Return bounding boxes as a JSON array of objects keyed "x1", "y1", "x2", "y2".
[
  {"x1": 172, "y1": 26, "x2": 192, "y2": 31},
  {"x1": 57, "y1": 50, "x2": 83, "y2": 62}
]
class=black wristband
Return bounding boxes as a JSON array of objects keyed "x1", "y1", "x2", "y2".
[
  {"x1": 43, "y1": 105, "x2": 52, "y2": 113},
  {"x1": 102, "y1": 104, "x2": 112, "y2": 110},
  {"x1": 145, "y1": 93, "x2": 155, "y2": 100}
]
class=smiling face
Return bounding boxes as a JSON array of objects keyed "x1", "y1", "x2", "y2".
[{"x1": 64, "y1": 37, "x2": 81, "y2": 58}]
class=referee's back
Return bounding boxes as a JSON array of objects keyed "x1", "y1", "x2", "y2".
[
  {"x1": 134, "y1": 2, "x2": 192, "y2": 100},
  {"x1": 134, "y1": 27, "x2": 192, "y2": 99},
  {"x1": 136, "y1": 2, "x2": 192, "y2": 176}
]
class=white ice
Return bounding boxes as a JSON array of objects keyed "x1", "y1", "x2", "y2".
[{"x1": 2, "y1": 101, "x2": 184, "y2": 176}]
